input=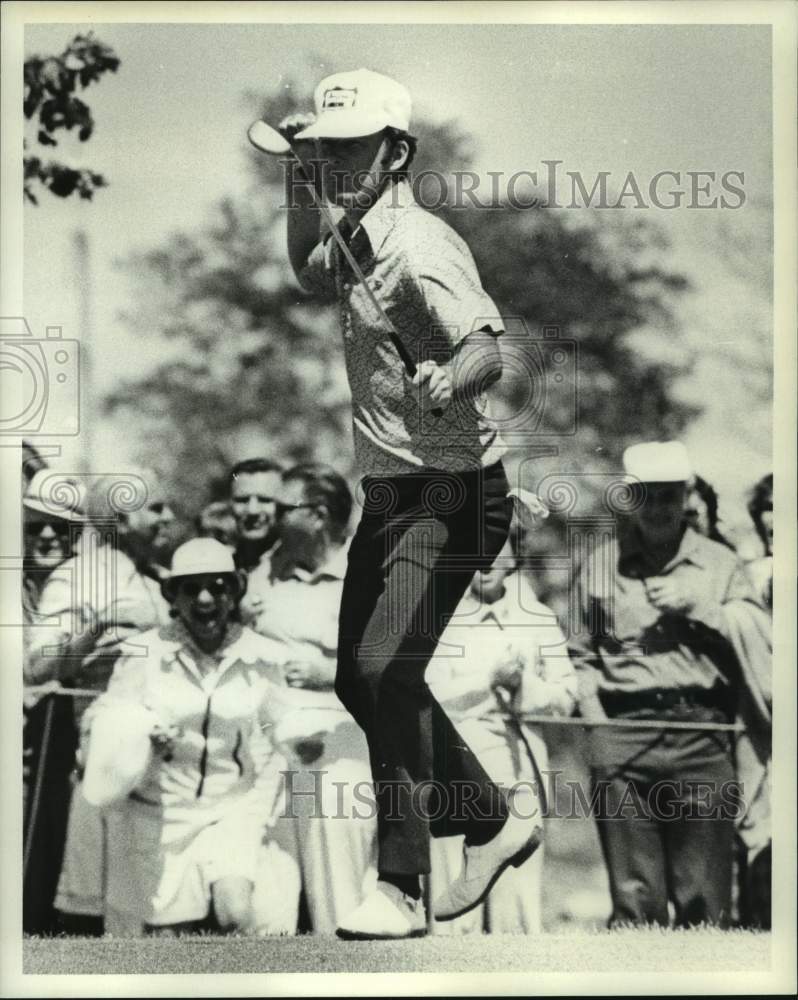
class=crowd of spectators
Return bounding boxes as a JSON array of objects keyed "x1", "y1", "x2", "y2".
[{"x1": 21, "y1": 444, "x2": 773, "y2": 936}]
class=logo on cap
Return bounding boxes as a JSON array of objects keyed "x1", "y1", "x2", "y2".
[{"x1": 322, "y1": 87, "x2": 358, "y2": 110}]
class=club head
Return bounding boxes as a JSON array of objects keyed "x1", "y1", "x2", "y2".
[{"x1": 247, "y1": 120, "x2": 292, "y2": 156}]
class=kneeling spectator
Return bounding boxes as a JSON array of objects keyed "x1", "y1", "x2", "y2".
[{"x1": 82, "y1": 539, "x2": 287, "y2": 935}]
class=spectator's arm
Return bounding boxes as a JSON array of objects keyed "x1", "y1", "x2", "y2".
[
  {"x1": 517, "y1": 622, "x2": 578, "y2": 717},
  {"x1": 685, "y1": 559, "x2": 762, "y2": 635},
  {"x1": 102, "y1": 653, "x2": 150, "y2": 703},
  {"x1": 24, "y1": 569, "x2": 96, "y2": 685}
]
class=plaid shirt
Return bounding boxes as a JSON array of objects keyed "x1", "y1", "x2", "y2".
[{"x1": 299, "y1": 179, "x2": 506, "y2": 477}]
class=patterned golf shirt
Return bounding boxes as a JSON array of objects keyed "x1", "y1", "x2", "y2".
[{"x1": 299, "y1": 178, "x2": 507, "y2": 477}]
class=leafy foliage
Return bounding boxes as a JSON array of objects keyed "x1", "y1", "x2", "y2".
[{"x1": 23, "y1": 33, "x2": 120, "y2": 204}]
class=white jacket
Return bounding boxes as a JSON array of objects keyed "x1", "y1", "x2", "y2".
[
  {"x1": 426, "y1": 573, "x2": 577, "y2": 751},
  {"x1": 88, "y1": 622, "x2": 288, "y2": 818}
]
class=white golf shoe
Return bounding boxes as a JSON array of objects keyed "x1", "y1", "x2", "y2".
[
  {"x1": 434, "y1": 790, "x2": 543, "y2": 922},
  {"x1": 336, "y1": 881, "x2": 427, "y2": 940}
]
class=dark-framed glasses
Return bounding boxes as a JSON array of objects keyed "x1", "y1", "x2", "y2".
[
  {"x1": 24, "y1": 518, "x2": 74, "y2": 538},
  {"x1": 274, "y1": 500, "x2": 321, "y2": 517},
  {"x1": 176, "y1": 576, "x2": 234, "y2": 598}
]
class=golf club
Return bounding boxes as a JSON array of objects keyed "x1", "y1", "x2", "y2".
[{"x1": 247, "y1": 119, "x2": 443, "y2": 416}]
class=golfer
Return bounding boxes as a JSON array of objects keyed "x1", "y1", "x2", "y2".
[{"x1": 279, "y1": 68, "x2": 540, "y2": 939}]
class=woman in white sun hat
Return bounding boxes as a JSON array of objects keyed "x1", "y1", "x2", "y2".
[
  {"x1": 82, "y1": 537, "x2": 290, "y2": 935},
  {"x1": 22, "y1": 469, "x2": 85, "y2": 934}
]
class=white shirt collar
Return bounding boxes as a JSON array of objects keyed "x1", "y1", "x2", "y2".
[{"x1": 280, "y1": 541, "x2": 349, "y2": 584}]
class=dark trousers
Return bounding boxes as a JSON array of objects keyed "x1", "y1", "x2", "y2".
[
  {"x1": 590, "y1": 704, "x2": 736, "y2": 928},
  {"x1": 335, "y1": 462, "x2": 513, "y2": 875},
  {"x1": 23, "y1": 694, "x2": 77, "y2": 935}
]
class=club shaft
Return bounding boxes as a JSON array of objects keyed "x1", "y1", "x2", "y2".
[{"x1": 289, "y1": 150, "x2": 420, "y2": 379}]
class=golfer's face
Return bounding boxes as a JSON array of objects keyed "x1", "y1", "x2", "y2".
[
  {"x1": 231, "y1": 471, "x2": 281, "y2": 542},
  {"x1": 316, "y1": 132, "x2": 389, "y2": 209}
]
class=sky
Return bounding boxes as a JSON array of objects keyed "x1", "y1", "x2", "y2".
[{"x1": 19, "y1": 19, "x2": 773, "y2": 507}]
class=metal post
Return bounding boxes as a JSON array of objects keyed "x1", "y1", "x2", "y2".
[{"x1": 74, "y1": 229, "x2": 93, "y2": 475}]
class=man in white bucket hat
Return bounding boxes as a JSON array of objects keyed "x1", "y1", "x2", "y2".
[
  {"x1": 568, "y1": 441, "x2": 770, "y2": 928},
  {"x1": 270, "y1": 69, "x2": 540, "y2": 939},
  {"x1": 82, "y1": 537, "x2": 290, "y2": 935}
]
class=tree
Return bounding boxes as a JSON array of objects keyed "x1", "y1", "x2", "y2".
[
  {"x1": 24, "y1": 33, "x2": 120, "y2": 204},
  {"x1": 107, "y1": 194, "x2": 352, "y2": 514}
]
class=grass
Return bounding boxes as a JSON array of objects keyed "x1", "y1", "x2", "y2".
[{"x1": 23, "y1": 927, "x2": 771, "y2": 976}]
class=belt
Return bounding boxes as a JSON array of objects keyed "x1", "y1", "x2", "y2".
[
  {"x1": 129, "y1": 790, "x2": 159, "y2": 807},
  {"x1": 600, "y1": 685, "x2": 733, "y2": 717}
]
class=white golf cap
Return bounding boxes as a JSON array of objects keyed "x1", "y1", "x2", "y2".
[
  {"x1": 622, "y1": 441, "x2": 691, "y2": 483},
  {"x1": 169, "y1": 537, "x2": 236, "y2": 579},
  {"x1": 23, "y1": 470, "x2": 85, "y2": 522},
  {"x1": 295, "y1": 68, "x2": 412, "y2": 140}
]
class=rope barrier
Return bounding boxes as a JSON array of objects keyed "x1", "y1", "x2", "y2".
[
  {"x1": 24, "y1": 684, "x2": 745, "y2": 733},
  {"x1": 517, "y1": 713, "x2": 743, "y2": 733}
]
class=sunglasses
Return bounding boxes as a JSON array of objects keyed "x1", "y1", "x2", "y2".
[
  {"x1": 24, "y1": 520, "x2": 74, "y2": 537},
  {"x1": 175, "y1": 576, "x2": 235, "y2": 598},
  {"x1": 274, "y1": 500, "x2": 321, "y2": 517},
  {"x1": 233, "y1": 495, "x2": 277, "y2": 505}
]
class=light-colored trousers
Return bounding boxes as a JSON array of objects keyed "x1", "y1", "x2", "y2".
[
  {"x1": 55, "y1": 781, "x2": 143, "y2": 934},
  {"x1": 252, "y1": 721, "x2": 378, "y2": 935},
  {"x1": 430, "y1": 719, "x2": 547, "y2": 935}
]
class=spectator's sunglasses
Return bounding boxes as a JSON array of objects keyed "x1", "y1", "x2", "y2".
[
  {"x1": 24, "y1": 517, "x2": 74, "y2": 538},
  {"x1": 274, "y1": 500, "x2": 323, "y2": 518},
  {"x1": 175, "y1": 576, "x2": 235, "y2": 598}
]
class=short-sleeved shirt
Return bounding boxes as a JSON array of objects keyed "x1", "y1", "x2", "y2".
[
  {"x1": 299, "y1": 179, "x2": 507, "y2": 477},
  {"x1": 247, "y1": 543, "x2": 348, "y2": 669},
  {"x1": 247, "y1": 544, "x2": 366, "y2": 753},
  {"x1": 568, "y1": 526, "x2": 763, "y2": 695},
  {"x1": 426, "y1": 572, "x2": 577, "y2": 750}
]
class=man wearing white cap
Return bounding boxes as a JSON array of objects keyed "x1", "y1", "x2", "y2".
[
  {"x1": 569, "y1": 441, "x2": 770, "y2": 927},
  {"x1": 277, "y1": 70, "x2": 538, "y2": 938},
  {"x1": 82, "y1": 538, "x2": 287, "y2": 934}
]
